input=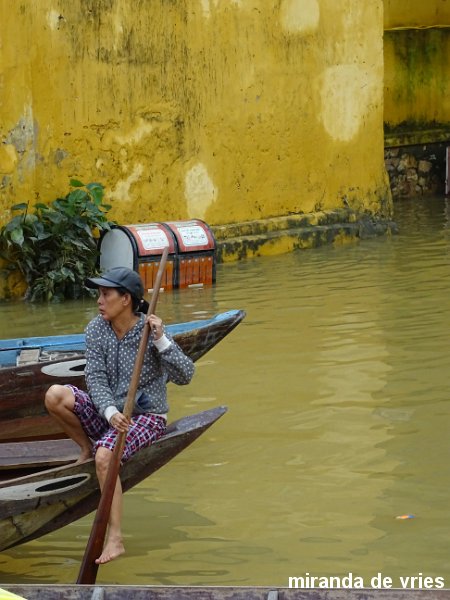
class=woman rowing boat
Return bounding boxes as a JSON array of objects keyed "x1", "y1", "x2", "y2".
[{"x1": 45, "y1": 267, "x2": 194, "y2": 564}]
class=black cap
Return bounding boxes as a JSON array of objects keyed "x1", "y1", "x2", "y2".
[{"x1": 85, "y1": 267, "x2": 144, "y2": 299}]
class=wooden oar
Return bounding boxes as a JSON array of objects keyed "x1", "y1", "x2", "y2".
[{"x1": 77, "y1": 247, "x2": 169, "y2": 584}]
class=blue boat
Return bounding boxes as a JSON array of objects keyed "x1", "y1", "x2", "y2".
[{"x1": 0, "y1": 309, "x2": 245, "y2": 442}]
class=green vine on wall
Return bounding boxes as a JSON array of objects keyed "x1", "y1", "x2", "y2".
[{"x1": 0, "y1": 180, "x2": 115, "y2": 302}]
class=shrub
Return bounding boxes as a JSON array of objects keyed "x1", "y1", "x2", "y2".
[{"x1": 0, "y1": 180, "x2": 114, "y2": 301}]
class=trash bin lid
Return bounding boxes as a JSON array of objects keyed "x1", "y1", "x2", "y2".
[
  {"x1": 126, "y1": 224, "x2": 176, "y2": 256},
  {"x1": 164, "y1": 220, "x2": 215, "y2": 253},
  {"x1": 99, "y1": 224, "x2": 176, "y2": 272}
]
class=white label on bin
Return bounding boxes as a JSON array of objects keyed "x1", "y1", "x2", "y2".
[
  {"x1": 136, "y1": 228, "x2": 168, "y2": 250},
  {"x1": 178, "y1": 226, "x2": 208, "y2": 247}
]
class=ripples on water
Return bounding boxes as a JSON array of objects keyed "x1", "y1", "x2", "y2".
[{"x1": 1, "y1": 197, "x2": 450, "y2": 586}]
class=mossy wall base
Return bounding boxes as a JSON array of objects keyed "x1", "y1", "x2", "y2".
[{"x1": 213, "y1": 210, "x2": 398, "y2": 263}]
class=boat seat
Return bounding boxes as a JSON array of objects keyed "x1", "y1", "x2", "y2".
[
  {"x1": 0, "y1": 439, "x2": 79, "y2": 470},
  {"x1": 16, "y1": 348, "x2": 40, "y2": 366}
]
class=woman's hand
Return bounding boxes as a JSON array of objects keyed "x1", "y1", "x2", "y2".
[
  {"x1": 146, "y1": 313, "x2": 164, "y2": 340},
  {"x1": 110, "y1": 412, "x2": 130, "y2": 433}
]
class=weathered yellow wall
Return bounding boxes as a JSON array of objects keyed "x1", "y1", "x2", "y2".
[
  {"x1": 384, "y1": 0, "x2": 450, "y2": 129},
  {"x1": 384, "y1": 0, "x2": 450, "y2": 28},
  {"x1": 0, "y1": 0, "x2": 389, "y2": 232}
]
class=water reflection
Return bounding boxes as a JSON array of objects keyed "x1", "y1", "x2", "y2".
[{"x1": 1, "y1": 197, "x2": 450, "y2": 586}]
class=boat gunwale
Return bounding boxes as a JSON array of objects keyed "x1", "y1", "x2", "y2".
[
  {"x1": 0, "y1": 406, "x2": 227, "y2": 488},
  {"x1": 0, "y1": 310, "x2": 246, "y2": 370}
]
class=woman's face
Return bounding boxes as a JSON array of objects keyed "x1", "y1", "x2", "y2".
[{"x1": 97, "y1": 286, "x2": 131, "y2": 321}]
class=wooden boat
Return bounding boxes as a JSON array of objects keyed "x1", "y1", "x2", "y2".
[
  {"x1": 0, "y1": 309, "x2": 245, "y2": 443},
  {"x1": 0, "y1": 406, "x2": 226, "y2": 553},
  {"x1": 0, "y1": 587, "x2": 431, "y2": 600}
]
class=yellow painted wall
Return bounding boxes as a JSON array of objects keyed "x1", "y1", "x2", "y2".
[
  {"x1": 0, "y1": 0, "x2": 389, "y2": 231},
  {"x1": 384, "y1": 0, "x2": 450, "y2": 28},
  {"x1": 384, "y1": 0, "x2": 450, "y2": 128}
]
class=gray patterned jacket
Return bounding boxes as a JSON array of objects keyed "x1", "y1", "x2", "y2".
[{"x1": 84, "y1": 314, "x2": 195, "y2": 418}]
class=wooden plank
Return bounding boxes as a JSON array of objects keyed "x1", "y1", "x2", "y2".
[
  {"x1": 0, "y1": 439, "x2": 79, "y2": 469},
  {"x1": 3, "y1": 587, "x2": 450, "y2": 600},
  {"x1": 17, "y1": 348, "x2": 40, "y2": 365}
]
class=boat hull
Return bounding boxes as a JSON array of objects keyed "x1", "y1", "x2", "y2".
[
  {"x1": 0, "y1": 406, "x2": 226, "y2": 552},
  {"x1": 0, "y1": 310, "x2": 244, "y2": 442}
]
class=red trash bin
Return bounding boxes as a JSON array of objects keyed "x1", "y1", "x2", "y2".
[{"x1": 163, "y1": 219, "x2": 216, "y2": 288}]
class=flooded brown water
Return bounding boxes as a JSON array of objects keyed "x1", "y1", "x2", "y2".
[{"x1": 1, "y1": 196, "x2": 450, "y2": 587}]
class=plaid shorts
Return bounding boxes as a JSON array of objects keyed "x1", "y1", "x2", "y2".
[{"x1": 66, "y1": 384, "x2": 167, "y2": 463}]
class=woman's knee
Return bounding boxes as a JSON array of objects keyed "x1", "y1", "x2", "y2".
[
  {"x1": 95, "y1": 446, "x2": 112, "y2": 474},
  {"x1": 45, "y1": 384, "x2": 73, "y2": 411}
]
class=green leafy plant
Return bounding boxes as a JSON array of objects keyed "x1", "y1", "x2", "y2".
[{"x1": 0, "y1": 180, "x2": 115, "y2": 301}]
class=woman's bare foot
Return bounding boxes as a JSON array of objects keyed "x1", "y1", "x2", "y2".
[
  {"x1": 74, "y1": 447, "x2": 93, "y2": 465},
  {"x1": 95, "y1": 536, "x2": 125, "y2": 564}
]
